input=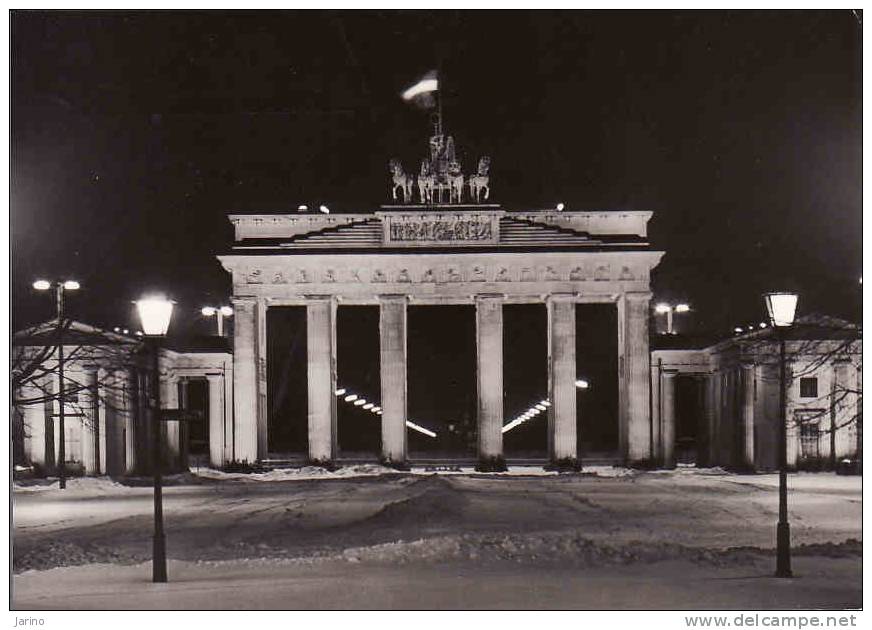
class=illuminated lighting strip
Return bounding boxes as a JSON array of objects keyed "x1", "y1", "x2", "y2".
[
  {"x1": 335, "y1": 385, "x2": 437, "y2": 438},
  {"x1": 502, "y1": 382, "x2": 588, "y2": 435}
]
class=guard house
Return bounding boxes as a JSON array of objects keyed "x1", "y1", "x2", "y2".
[{"x1": 218, "y1": 124, "x2": 665, "y2": 469}]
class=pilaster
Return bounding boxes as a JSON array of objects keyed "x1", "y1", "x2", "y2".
[
  {"x1": 623, "y1": 291, "x2": 652, "y2": 464},
  {"x1": 379, "y1": 295, "x2": 408, "y2": 466},
  {"x1": 232, "y1": 297, "x2": 259, "y2": 463}
]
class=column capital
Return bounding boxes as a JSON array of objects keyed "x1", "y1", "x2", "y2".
[
  {"x1": 474, "y1": 293, "x2": 506, "y2": 303},
  {"x1": 231, "y1": 296, "x2": 257, "y2": 309},
  {"x1": 377, "y1": 294, "x2": 409, "y2": 304},
  {"x1": 546, "y1": 292, "x2": 578, "y2": 304},
  {"x1": 624, "y1": 291, "x2": 653, "y2": 303},
  {"x1": 662, "y1": 368, "x2": 679, "y2": 378},
  {"x1": 302, "y1": 294, "x2": 337, "y2": 303}
]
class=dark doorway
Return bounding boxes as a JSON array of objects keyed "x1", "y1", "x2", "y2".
[
  {"x1": 408, "y1": 305, "x2": 476, "y2": 459},
  {"x1": 503, "y1": 304, "x2": 548, "y2": 460},
  {"x1": 675, "y1": 375, "x2": 704, "y2": 464},
  {"x1": 184, "y1": 379, "x2": 209, "y2": 455},
  {"x1": 577, "y1": 304, "x2": 619, "y2": 457},
  {"x1": 337, "y1": 305, "x2": 381, "y2": 459},
  {"x1": 267, "y1": 306, "x2": 308, "y2": 455}
]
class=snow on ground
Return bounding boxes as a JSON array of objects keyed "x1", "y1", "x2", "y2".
[{"x1": 12, "y1": 467, "x2": 862, "y2": 609}]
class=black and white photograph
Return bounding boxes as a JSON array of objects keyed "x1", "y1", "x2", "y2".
[{"x1": 7, "y1": 7, "x2": 864, "y2": 619}]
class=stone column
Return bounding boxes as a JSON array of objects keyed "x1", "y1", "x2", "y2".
[
  {"x1": 660, "y1": 369, "x2": 678, "y2": 469},
  {"x1": 307, "y1": 295, "x2": 337, "y2": 464},
  {"x1": 379, "y1": 295, "x2": 408, "y2": 467},
  {"x1": 163, "y1": 375, "x2": 181, "y2": 471},
  {"x1": 616, "y1": 296, "x2": 628, "y2": 457},
  {"x1": 740, "y1": 363, "x2": 756, "y2": 469},
  {"x1": 124, "y1": 367, "x2": 138, "y2": 474},
  {"x1": 476, "y1": 294, "x2": 505, "y2": 470},
  {"x1": 232, "y1": 297, "x2": 259, "y2": 463},
  {"x1": 547, "y1": 294, "x2": 577, "y2": 468},
  {"x1": 650, "y1": 359, "x2": 662, "y2": 463},
  {"x1": 81, "y1": 368, "x2": 100, "y2": 475},
  {"x1": 623, "y1": 292, "x2": 652, "y2": 464},
  {"x1": 20, "y1": 382, "x2": 47, "y2": 468},
  {"x1": 256, "y1": 298, "x2": 268, "y2": 460},
  {"x1": 207, "y1": 374, "x2": 226, "y2": 468},
  {"x1": 832, "y1": 360, "x2": 854, "y2": 459}
]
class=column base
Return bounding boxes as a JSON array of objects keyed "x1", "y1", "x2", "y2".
[
  {"x1": 475, "y1": 455, "x2": 507, "y2": 473},
  {"x1": 221, "y1": 460, "x2": 270, "y2": 474},
  {"x1": 307, "y1": 458, "x2": 339, "y2": 472},
  {"x1": 625, "y1": 458, "x2": 658, "y2": 470},
  {"x1": 544, "y1": 457, "x2": 581, "y2": 473},
  {"x1": 380, "y1": 457, "x2": 411, "y2": 472}
]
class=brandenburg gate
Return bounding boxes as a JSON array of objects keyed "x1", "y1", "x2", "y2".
[{"x1": 218, "y1": 128, "x2": 664, "y2": 470}]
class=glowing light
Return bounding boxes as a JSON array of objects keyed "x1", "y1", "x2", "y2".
[
  {"x1": 734, "y1": 327, "x2": 743, "y2": 333},
  {"x1": 319, "y1": 205, "x2": 330, "y2": 214},
  {"x1": 363, "y1": 403, "x2": 374, "y2": 410},
  {"x1": 297, "y1": 204, "x2": 308, "y2": 211},
  {"x1": 113, "y1": 327, "x2": 121, "y2": 332},
  {"x1": 575, "y1": 379, "x2": 590, "y2": 389},
  {"x1": 406, "y1": 420, "x2": 437, "y2": 438},
  {"x1": 63, "y1": 280, "x2": 80, "y2": 290},
  {"x1": 201, "y1": 306, "x2": 216, "y2": 316},
  {"x1": 354, "y1": 399, "x2": 366, "y2": 406},
  {"x1": 335, "y1": 388, "x2": 347, "y2": 396},
  {"x1": 654, "y1": 303, "x2": 671, "y2": 314},
  {"x1": 135, "y1": 297, "x2": 174, "y2": 336},
  {"x1": 402, "y1": 75, "x2": 439, "y2": 101},
  {"x1": 123, "y1": 329, "x2": 129, "y2": 335},
  {"x1": 220, "y1": 306, "x2": 234, "y2": 317},
  {"x1": 535, "y1": 404, "x2": 547, "y2": 411},
  {"x1": 763, "y1": 292, "x2": 798, "y2": 328},
  {"x1": 556, "y1": 202, "x2": 565, "y2": 211},
  {"x1": 675, "y1": 303, "x2": 690, "y2": 313},
  {"x1": 371, "y1": 406, "x2": 381, "y2": 413},
  {"x1": 759, "y1": 322, "x2": 768, "y2": 329},
  {"x1": 344, "y1": 394, "x2": 358, "y2": 402},
  {"x1": 540, "y1": 400, "x2": 551, "y2": 407},
  {"x1": 32, "y1": 280, "x2": 51, "y2": 290},
  {"x1": 135, "y1": 331, "x2": 143, "y2": 336}
]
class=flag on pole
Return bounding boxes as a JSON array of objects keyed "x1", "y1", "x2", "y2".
[{"x1": 401, "y1": 70, "x2": 438, "y2": 109}]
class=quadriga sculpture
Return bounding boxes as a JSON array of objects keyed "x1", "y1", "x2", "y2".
[
  {"x1": 389, "y1": 159, "x2": 414, "y2": 203},
  {"x1": 469, "y1": 156, "x2": 491, "y2": 202}
]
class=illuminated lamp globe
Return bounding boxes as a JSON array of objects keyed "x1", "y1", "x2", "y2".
[
  {"x1": 763, "y1": 292, "x2": 798, "y2": 328},
  {"x1": 220, "y1": 306, "x2": 234, "y2": 317},
  {"x1": 135, "y1": 297, "x2": 174, "y2": 336}
]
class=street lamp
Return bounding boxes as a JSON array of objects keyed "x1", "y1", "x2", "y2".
[
  {"x1": 135, "y1": 295, "x2": 174, "y2": 583},
  {"x1": 763, "y1": 291, "x2": 798, "y2": 579},
  {"x1": 201, "y1": 305, "x2": 233, "y2": 336},
  {"x1": 33, "y1": 279, "x2": 80, "y2": 489},
  {"x1": 654, "y1": 302, "x2": 691, "y2": 335}
]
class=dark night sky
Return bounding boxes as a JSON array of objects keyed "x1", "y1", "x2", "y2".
[{"x1": 11, "y1": 10, "x2": 862, "y2": 336}]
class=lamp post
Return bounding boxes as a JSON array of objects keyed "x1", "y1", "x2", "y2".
[
  {"x1": 654, "y1": 302, "x2": 691, "y2": 335},
  {"x1": 201, "y1": 305, "x2": 233, "y2": 337},
  {"x1": 33, "y1": 279, "x2": 80, "y2": 490},
  {"x1": 135, "y1": 296, "x2": 174, "y2": 583},
  {"x1": 763, "y1": 291, "x2": 798, "y2": 578}
]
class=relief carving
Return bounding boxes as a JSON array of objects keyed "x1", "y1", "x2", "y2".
[
  {"x1": 396, "y1": 269, "x2": 412, "y2": 283},
  {"x1": 296, "y1": 269, "x2": 310, "y2": 284},
  {"x1": 619, "y1": 266, "x2": 634, "y2": 280},
  {"x1": 271, "y1": 271, "x2": 286, "y2": 284},
  {"x1": 350, "y1": 269, "x2": 362, "y2": 283},
  {"x1": 545, "y1": 266, "x2": 560, "y2": 281},
  {"x1": 389, "y1": 217, "x2": 493, "y2": 242},
  {"x1": 495, "y1": 267, "x2": 511, "y2": 282},
  {"x1": 471, "y1": 266, "x2": 486, "y2": 282},
  {"x1": 323, "y1": 269, "x2": 336, "y2": 283},
  {"x1": 446, "y1": 268, "x2": 462, "y2": 282},
  {"x1": 247, "y1": 269, "x2": 264, "y2": 284},
  {"x1": 372, "y1": 269, "x2": 387, "y2": 283},
  {"x1": 520, "y1": 268, "x2": 536, "y2": 282},
  {"x1": 422, "y1": 269, "x2": 436, "y2": 283},
  {"x1": 570, "y1": 266, "x2": 586, "y2": 281},
  {"x1": 594, "y1": 264, "x2": 610, "y2": 281}
]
